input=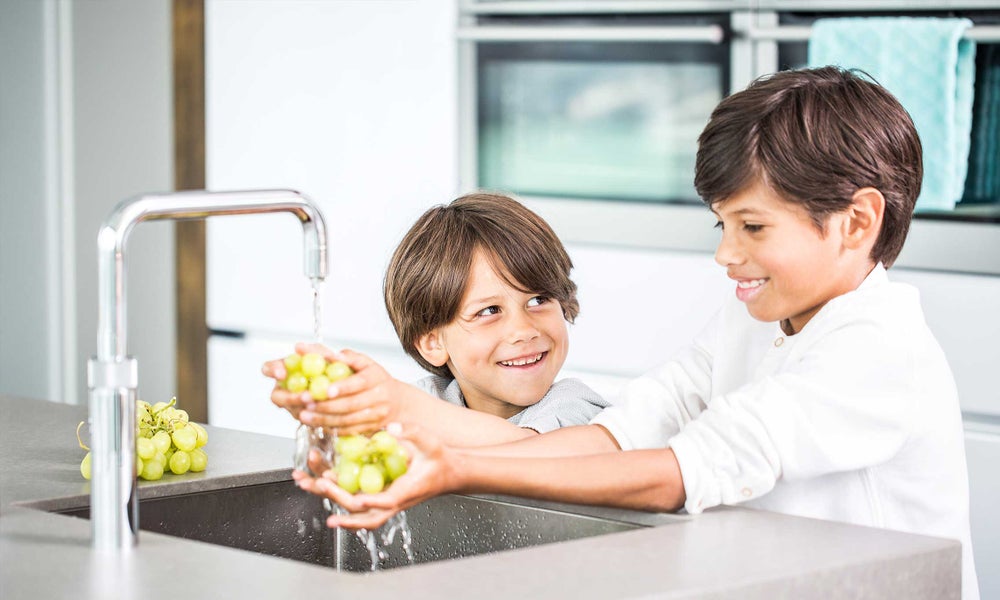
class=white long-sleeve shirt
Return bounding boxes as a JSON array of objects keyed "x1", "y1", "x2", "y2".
[{"x1": 592, "y1": 264, "x2": 979, "y2": 599}]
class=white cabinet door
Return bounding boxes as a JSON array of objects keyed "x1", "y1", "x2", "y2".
[
  {"x1": 965, "y1": 421, "x2": 1000, "y2": 600},
  {"x1": 893, "y1": 269, "x2": 1000, "y2": 417}
]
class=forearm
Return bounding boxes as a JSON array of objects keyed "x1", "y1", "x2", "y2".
[
  {"x1": 395, "y1": 386, "x2": 535, "y2": 447},
  {"x1": 461, "y1": 424, "x2": 619, "y2": 458},
  {"x1": 451, "y1": 447, "x2": 686, "y2": 513}
]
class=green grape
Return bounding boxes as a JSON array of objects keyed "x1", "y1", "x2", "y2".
[
  {"x1": 80, "y1": 452, "x2": 92, "y2": 480},
  {"x1": 300, "y1": 352, "x2": 326, "y2": 378},
  {"x1": 171, "y1": 425, "x2": 198, "y2": 453},
  {"x1": 164, "y1": 447, "x2": 175, "y2": 464},
  {"x1": 174, "y1": 409, "x2": 189, "y2": 423},
  {"x1": 189, "y1": 422, "x2": 209, "y2": 448},
  {"x1": 308, "y1": 374, "x2": 331, "y2": 401},
  {"x1": 168, "y1": 450, "x2": 191, "y2": 475},
  {"x1": 371, "y1": 430, "x2": 398, "y2": 454},
  {"x1": 140, "y1": 457, "x2": 164, "y2": 481},
  {"x1": 136, "y1": 437, "x2": 156, "y2": 460},
  {"x1": 152, "y1": 452, "x2": 167, "y2": 468},
  {"x1": 336, "y1": 460, "x2": 362, "y2": 493},
  {"x1": 383, "y1": 449, "x2": 408, "y2": 481},
  {"x1": 151, "y1": 430, "x2": 171, "y2": 454},
  {"x1": 285, "y1": 372, "x2": 309, "y2": 393},
  {"x1": 136, "y1": 455, "x2": 144, "y2": 476},
  {"x1": 358, "y1": 464, "x2": 385, "y2": 494},
  {"x1": 151, "y1": 401, "x2": 169, "y2": 415},
  {"x1": 189, "y1": 448, "x2": 208, "y2": 472},
  {"x1": 336, "y1": 435, "x2": 369, "y2": 462},
  {"x1": 284, "y1": 353, "x2": 302, "y2": 373},
  {"x1": 325, "y1": 361, "x2": 353, "y2": 382}
]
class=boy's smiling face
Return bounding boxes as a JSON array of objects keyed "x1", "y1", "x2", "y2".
[
  {"x1": 712, "y1": 180, "x2": 873, "y2": 335},
  {"x1": 417, "y1": 250, "x2": 569, "y2": 419}
]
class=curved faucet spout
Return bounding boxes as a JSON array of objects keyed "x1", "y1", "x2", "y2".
[
  {"x1": 88, "y1": 189, "x2": 328, "y2": 551},
  {"x1": 96, "y1": 189, "x2": 327, "y2": 360}
]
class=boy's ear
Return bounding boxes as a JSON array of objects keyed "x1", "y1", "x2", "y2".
[
  {"x1": 415, "y1": 330, "x2": 449, "y2": 367},
  {"x1": 842, "y1": 187, "x2": 885, "y2": 251}
]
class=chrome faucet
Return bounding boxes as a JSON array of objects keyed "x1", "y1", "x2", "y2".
[{"x1": 87, "y1": 189, "x2": 328, "y2": 551}]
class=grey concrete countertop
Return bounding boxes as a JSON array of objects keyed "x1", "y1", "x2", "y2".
[{"x1": 0, "y1": 394, "x2": 960, "y2": 599}]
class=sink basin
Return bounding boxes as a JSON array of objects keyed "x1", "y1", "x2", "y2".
[{"x1": 56, "y1": 480, "x2": 660, "y2": 572}]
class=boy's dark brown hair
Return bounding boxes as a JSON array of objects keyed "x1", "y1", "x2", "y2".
[
  {"x1": 694, "y1": 66, "x2": 922, "y2": 267},
  {"x1": 384, "y1": 192, "x2": 579, "y2": 378}
]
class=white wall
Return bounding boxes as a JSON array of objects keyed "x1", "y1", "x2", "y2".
[
  {"x1": 0, "y1": 0, "x2": 55, "y2": 401},
  {"x1": 0, "y1": 0, "x2": 175, "y2": 406}
]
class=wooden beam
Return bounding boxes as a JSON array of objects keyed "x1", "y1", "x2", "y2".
[{"x1": 172, "y1": 0, "x2": 208, "y2": 423}]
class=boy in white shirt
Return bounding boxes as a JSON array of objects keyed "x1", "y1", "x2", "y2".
[{"x1": 295, "y1": 67, "x2": 978, "y2": 598}]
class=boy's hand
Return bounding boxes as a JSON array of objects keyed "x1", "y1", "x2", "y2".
[
  {"x1": 261, "y1": 341, "x2": 339, "y2": 419},
  {"x1": 297, "y1": 348, "x2": 404, "y2": 435},
  {"x1": 294, "y1": 422, "x2": 457, "y2": 530}
]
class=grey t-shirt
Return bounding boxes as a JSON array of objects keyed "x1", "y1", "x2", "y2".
[{"x1": 413, "y1": 375, "x2": 611, "y2": 434}]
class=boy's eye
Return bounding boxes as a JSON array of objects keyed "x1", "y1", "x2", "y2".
[
  {"x1": 743, "y1": 223, "x2": 763, "y2": 233},
  {"x1": 475, "y1": 305, "x2": 501, "y2": 317},
  {"x1": 527, "y1": 295, "x2": 549, "y2": 308}
]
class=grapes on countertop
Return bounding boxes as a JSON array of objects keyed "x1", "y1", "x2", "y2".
[{"x1": 76, "y1": 397, "x2": 210, "y2": 481}]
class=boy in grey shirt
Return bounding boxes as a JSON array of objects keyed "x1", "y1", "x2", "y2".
[{"x1": 266, "y1": 192, "x2": 609, "y2": 445}]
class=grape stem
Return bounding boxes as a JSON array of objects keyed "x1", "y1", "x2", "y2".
[{"x1": 76, "y1": 421, "x2": 90, "y2": 451}]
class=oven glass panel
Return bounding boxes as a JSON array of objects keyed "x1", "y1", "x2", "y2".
[{"x1": 478, "y1": 42, "x2": 726, "y2": 204}]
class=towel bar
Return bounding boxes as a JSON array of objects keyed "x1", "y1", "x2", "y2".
[{"x1": 746, "y1": 24, "x2": 1000, "y2": 43}]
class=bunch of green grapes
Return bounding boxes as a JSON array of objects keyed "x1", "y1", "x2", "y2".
[
  {"x1": 280, "y1": 352, "x2": 353, "y2": 399},
  {"x1": 78, "y1": 397, "x2": 209, "y2": 482},
  {"x1": 333, "y1": 431, "x2": 409, "y2": 494}
]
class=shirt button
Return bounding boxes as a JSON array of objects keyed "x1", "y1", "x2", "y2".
[
  {"x1": 774, "y1": 337, "x2": 784, "y2": 347},
  {"x1": 741, "y1": 487, "x2": 752, "y2": 498}
]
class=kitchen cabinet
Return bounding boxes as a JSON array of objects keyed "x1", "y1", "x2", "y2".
[{"x1": 966, "y1": 421, "x2": 1000, "y2": 600}]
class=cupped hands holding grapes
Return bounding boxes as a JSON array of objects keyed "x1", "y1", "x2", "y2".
[
  {"x1": 262, "y1": 341, "x2": 404, "y2": 435},
  {"x1": 293, "y1": 422, "x2": 456, "y2": 531}
]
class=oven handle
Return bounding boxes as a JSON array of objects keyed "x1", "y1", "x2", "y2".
[
  {"x1": 457, "y1": 24, "x2": 725, "y2": 43},
  {"x1": 745, "y1": 24, "x2": 1000, "y2": 43}
]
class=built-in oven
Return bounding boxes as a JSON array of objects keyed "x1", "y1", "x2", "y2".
[{"x1": 457, "y1": 1, "x2": 1000, "y2": 275}]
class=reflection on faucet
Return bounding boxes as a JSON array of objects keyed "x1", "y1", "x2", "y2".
[{"x1": 87, "y1": 189, "x2": 328, "y2": 551}]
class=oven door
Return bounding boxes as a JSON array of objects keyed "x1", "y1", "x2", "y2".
[{"x1": 458, "y1": 9, "x2": 732, "y2": 207}]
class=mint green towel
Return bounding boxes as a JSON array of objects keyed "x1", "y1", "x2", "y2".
[{"x1": 808, "y1": 18, "x2": 976, "y2": 211}]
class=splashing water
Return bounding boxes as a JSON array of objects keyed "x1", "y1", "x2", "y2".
[
  {"x1": 303, "y1": 276, "x2": 414, "y2": 571},
  {"x1": 324, "y1": 503, "x2": 414, "y2": 571}
]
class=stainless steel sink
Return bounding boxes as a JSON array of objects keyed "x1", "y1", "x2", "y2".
[{"x1": 57, "y1": 480, "x2": 658, "y2": 572}]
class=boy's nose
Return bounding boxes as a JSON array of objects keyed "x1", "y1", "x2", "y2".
[
  {"x1": 714, "y1": 231, "x2": 743, "y2": 267},
  {"x1": 507, "y1": 311, "x2": 540, "y2": 344}
]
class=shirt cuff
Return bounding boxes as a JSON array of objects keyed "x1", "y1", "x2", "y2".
[
  {"x1": 589, "y1": 410, "x2": 634, "y2": 450},
  {"x1": 668, "y1": 432, "x2": 707, "y2": 515}
]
